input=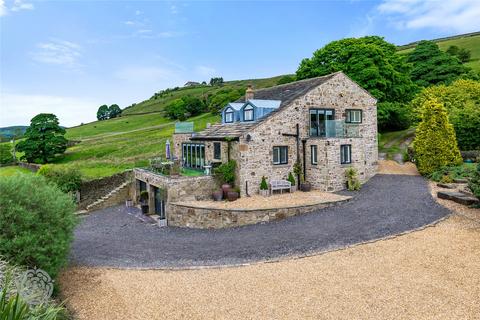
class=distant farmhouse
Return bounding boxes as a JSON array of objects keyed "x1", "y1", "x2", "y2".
[
  {"x1": 173, "y1": 71, "x2": 378, "y2": 195},
  {"x1": 184, "y1": 81, "x2": 200, "y2": 87}
]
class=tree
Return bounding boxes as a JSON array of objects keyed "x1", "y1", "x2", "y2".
[
  {"x1": 377, "y1": 102, "x2": 412, "y2": 131},
  {"x1": 182, "y1": 96, "x2": 206, "y2": 116},
  {"x1": 16, "y1": 114, "x2": 68, "y2": 164},
  {"x1": 413, "y1": 98, "x2": 462, "y2": 175},
  {"x1": 457, "y1": 48, "x2": 471, "y2": 63},
  {"x1": 0, "y1": 144, "x2": 13, "y2": 165},
  {"x1": 296, "y1": 36, "x2": 417, "y2": 103},
  {"x1": 0, "y1": 174, "x2": 77, "y2": 278},
  {"x1": 209, "y1": 77, "x2": 224, "y2": 86},
  {"x1": 446, "y1": 45, "x2": 459, "y2": 56},
  {"x1": 407, "y1": 41, "x2": 470, "y2": 87},
  {"x1": 108, "y1": 104, "x2": 122, "y2": 118},
  {"x1": 97, "y1": 104, "x2": 109, "y2": 120},
  {"x1": 410, "y1": 79, "x2": 480, "y2": 150},
  {"x1": 165, "y1": 99, "x2": 187, "y2": 120}
]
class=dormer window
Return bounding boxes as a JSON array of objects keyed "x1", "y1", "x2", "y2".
[
  {"x1": 225, "y1": 108, "x2": 234, "y2": 123},
  {"x1": 244, "y1": 105, "x2": 254, "y2": 121}
]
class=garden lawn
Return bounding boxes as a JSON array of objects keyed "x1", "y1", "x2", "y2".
[{"x1": 0, "y1": 166, "x2": 32, "y2": 177}]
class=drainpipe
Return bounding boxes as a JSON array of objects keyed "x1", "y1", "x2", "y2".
[{"x1": 302, "y1": 139, "x2": 307, "y2": 182}]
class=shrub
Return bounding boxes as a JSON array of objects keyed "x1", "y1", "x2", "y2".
[
  {"x1": 0, "y1": 174, "x2": 77, "y2": 278},
  {"x1": 377, "y1": 102, "x2": 412, "y2": 132},
  {"x1": 214, "y1": 160, "x2": 236, "y2": 186},
  {"x1": 345, "y1": 168, "x2": 361, "y2": 191},
  {"x1": 468, "y1": 163, "x2": 480, "y2": 200},
  {"x1": 260, "y1": 176, "x2": 268, "y2": 190},
  {"x1": 439, "y1": 174, "x2": 453, "y2": 184},
  {"x1": 37, "y1": 165, "x2": 82, "y2": 194},
  {"x1": 430, "y1": 164, "x2": 476, "y2": 182},
  {"x1": 0, "y1": 144, "x2": 13, "y2": 165},
  {"x1": 413, "y1": 99, "x2": 462, "y2": 175},
  {"x1": 287, "y1": 172, "x2": 296, "y2": 186}
]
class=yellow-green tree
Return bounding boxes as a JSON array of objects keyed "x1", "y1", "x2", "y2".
[{"x1": 413, "y1": 98, "x2": 462, "y2": 175}]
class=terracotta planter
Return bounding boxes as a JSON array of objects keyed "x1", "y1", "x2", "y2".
[
  {"x1": 300, "y1": 182, "x2": 311, "y2": 192},
  {"x1": 221, "y1": 184, "x2": 232, "y2": 197},
  {"x1": 212, "y1": 190, "x2": 223, "y2": 201},
  {"x1": 227, "y1": 191, "x2": 239, "y2": 201}
]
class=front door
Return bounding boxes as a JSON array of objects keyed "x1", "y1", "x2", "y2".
[{"x1": 154, "y1": 187, "x2": 166, "y2": 220}]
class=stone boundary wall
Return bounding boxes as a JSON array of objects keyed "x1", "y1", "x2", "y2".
[
  {"x1": 168, "y1": 198, "x2": 350, "y2": 229},
  {"x1": 79, "y1": 171, "x2": 133, "y2": 209},
  {"x1": 17, "y1": 162, "x2": 41, "y2": 172}
]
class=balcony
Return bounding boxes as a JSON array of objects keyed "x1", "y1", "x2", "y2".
[
  {"x1": 310, "y1": 120, "x2": 361, "y2": 138},
  {"x1": 174, "y1": 122, "x2": 194, "y2": 134}
]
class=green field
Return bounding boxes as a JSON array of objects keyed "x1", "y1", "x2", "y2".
[
  {"x1": 0, "y1": 166, "x2": 32, "y2": 177},
  {"x1": 397, "y1": 33, "x2": 480, "y2": 73}
]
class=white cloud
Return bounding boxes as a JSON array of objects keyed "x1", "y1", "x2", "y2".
[
  {"x1": 195, "y1": 65, "x2": 216, "y2": 77},
  {"x1": 377, "y1": 0, "x2": 480, "y2": 33},
  {"x1": 170, "y1": 4, "x2": 178, "y2": 14},
  {"x1": 124, "y1": 20, "x2": 135, "y2": 26},
  {"x1": 0, "y1": 0, "x2": 7, "y2": 16},
  {"x1": 30, "y1": 39, "x2": 82, "y2": 68},
  {"x1": 0, "y1": 93, "x2": 100, "y2": 127},
  {"x1": 135, "y1": 9, "x2": 142, "y2": 15},
  {"x1": 11, "y1": 0, "x2": 33, "y2": 12}
]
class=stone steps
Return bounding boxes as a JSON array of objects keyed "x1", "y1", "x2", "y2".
[
  {"x1": 437, "y1": 191, "x2": 479, "y2": 206},
  {"x1": 85, "y1": 182, "x2": 129, "y2": 212}
]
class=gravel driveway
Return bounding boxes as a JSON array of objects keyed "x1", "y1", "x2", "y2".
[{"x1": 71, "y1": 174, "x2": 450, "y2": 268}]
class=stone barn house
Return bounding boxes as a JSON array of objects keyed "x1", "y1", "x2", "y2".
[{"x1": 173, "y1": 71, "x2": 378, "y2": 197}]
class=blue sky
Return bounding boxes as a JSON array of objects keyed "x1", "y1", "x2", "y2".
[{"x1": 1, "y1": 0, "x2": 479, "y2": 127}]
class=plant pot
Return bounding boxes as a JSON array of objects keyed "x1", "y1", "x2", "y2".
[
  {"x1": 141, "y1": 204, "x2": 149, "y2": 214},
  {"x1": 300, "y1": 182, "x2": 311, "y2": 192},
  {"x1": 212, "y1": 190, "x2": 223, "y2": 201},
  {"x1": 125, "y1": 199, "x2": 133, "y2": 207},
  {"x1": 221, "y1": 184, "x2": 232, "y2": 197},
  {"x1": 227, "y1": 191, "x2": 239, "y2": 202},
  {"x1": 260, "y1": 189, "x2": 269, "y2": 197}
]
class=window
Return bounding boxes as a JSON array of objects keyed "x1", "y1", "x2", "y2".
[
  {"x1": 244, "y1": 105, "x2": 254, "y2": 121},
  {"x1": 346, "y1": 109, "x2": 362, "y2": 123},
  {"x1": 225, "y1": 109, "x2": 234, "y2": 123},
  {"x1": 310, "y1": 109, "x2": 335, "y2": 137},
  {"x1": 213, "y1": 142, "x2": 221, "y2": 160},
  {"x1": 182, "y1": 143, "x2": 205, "y2": 169},
  {"x1": 273, "y1": 146, "x2": 288, "y2": 165},
  {"x1": 340, "y1": 144, "x2": 352, "y2": 164},
  {"x1": 311, "y1": 145, "x2": 318, "y2": 165}
]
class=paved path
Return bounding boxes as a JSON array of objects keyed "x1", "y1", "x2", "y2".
[{"x1": 70, "y1": 174, "x2": 450, "y2": 269}]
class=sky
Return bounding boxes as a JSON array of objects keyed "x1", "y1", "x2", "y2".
[{"x1": 1, "y1": 0, "x2": 479, "y2": 128}]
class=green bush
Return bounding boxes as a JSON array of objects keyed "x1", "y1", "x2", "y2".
[
  {"x1": 468, "y1": 163, "x2": 480, "y2": 200},
  {"x1": 214, "y1": 160, "x2": 236, "y2": 186},
  {"x1": 430, "y1": 164, "x2": 476, "y2": 182},
  {"x1": 377, "y1": 102, "x2": 412, "y2": 132},
  {"x1": 260, "y1": 176, "x2": 268, "y2": 190},
  {"x1": 0, "y1": 174, "x2": 77, "y2": 278},
  {"x1": 287, "y1": 172, "x2": 296, "y2": 187},
  {"x1": 413, "y1": 99, "x2": 462, "y2": 175},
  {"x1": 345, "y1": 168, "x2": 361, "y2": 191},
  {"x1": 0, "y1": 144, "x2": 13, "y2": 165},
  {"x1": 37, "y1": 165, "x2": 82, "y2": 194}
]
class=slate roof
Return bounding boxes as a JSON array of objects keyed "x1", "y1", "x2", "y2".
[
  {"x1": 226, "y1": 102, "x2": 244, "y2": 110},
  {"x1": 247, "y1": 99, "x2": 281, "y2": 109},
  {"x1": 192, "y1": 72, "x2": 341, "y2": 140},
  {"x1": 191, "y1": 122, "x2": 256, "y2": 140}
]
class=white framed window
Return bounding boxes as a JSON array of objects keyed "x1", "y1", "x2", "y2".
[
  {"x1": 311, "y1": 145, "x2": 318, "y2": 165},
  {"x1": 346, "y1": 109, "x2": 362, "y2": 123},
  {"x1": 273, "y1": 146, "x2": 288, "y2": 165},
  {"x1": 225, "y1": 109, "x2": 234, "y2": 123},
  {"x1": 340, "y1": 144, "x2": 352, "y2": 164},
  {"x1": 244, "y1": 105, "x2": 254, "y2": 121}
]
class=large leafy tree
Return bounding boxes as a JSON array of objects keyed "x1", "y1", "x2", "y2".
[
  {"x1": 96, "y1": 104, "x2": 109, "y2": 120},
  {"x1": 108, "y1": 104, "x2": 122, "y2": 119},
  {"x1": 16, "y1": 113, "x2": 68, "y2": 164},
  {"x1": 296, "y1": 36, "x2": 417, "y2": 103},
  {"x1": 413, "y1": 98, "x2": 462, "y2": 175},
  {"x1": 407, "y1": 41, "x2": 470, "y2": 87},
  {"x1": 410, "y1": 79, "x2": 480, "y2": 150}
]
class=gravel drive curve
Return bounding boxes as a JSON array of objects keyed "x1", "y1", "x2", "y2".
[{"x1": 71, "y1": 174, "x2": 450, "y2": 269}]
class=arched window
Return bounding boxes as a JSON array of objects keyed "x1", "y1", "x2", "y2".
[
  {"x1": 243, "y1": 105, "x2": 254, "y2": 121},
  {"x1": 224, "y1": 108, "x2": 234, "y2": 123}
]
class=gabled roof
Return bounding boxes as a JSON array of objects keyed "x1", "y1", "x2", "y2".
[
  {"x1": 191, "y1": 122, "x2": 256, "y2": 141},
  {"x1": 245, "y1": 99, "x2": 281, "y2": 109},
  {"x1": 225, "y1": 103, "x2": 244, "y2": 111}
]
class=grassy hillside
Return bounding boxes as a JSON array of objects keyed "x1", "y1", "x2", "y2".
[
  {"x1": 397, "y1": 32, "x2": 480, "y2": 72},
  {"x1": 122, "y1": 75, "x2": 288, "y2": 115}
]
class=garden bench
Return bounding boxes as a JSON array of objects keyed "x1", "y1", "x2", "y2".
[{"x1": 270, "y1": 180, "x2": 292, "y2": 195}]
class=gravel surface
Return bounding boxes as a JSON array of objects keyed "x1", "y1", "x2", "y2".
[
  {"x1": 70, "y1": 174, "x2": 450, "y2": 268},
  {"x1": 378, "y1": 160, "x2": 419, "y2": 175}
]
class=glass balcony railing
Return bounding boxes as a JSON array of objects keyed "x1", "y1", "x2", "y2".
[
  {"x1": 310, "y1": 120, "x2": 361, "y2": 138},
  {"x1": 174, "y1": 122, "x2": 194, "y2": 133}
]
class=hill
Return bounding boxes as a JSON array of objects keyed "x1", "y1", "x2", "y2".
[
  {"x1": 397, "y1": 32, "x2": 480, "y2": 73},
  {"x1": 0, "y1": 126, "x2": 28, "y2": 141}
]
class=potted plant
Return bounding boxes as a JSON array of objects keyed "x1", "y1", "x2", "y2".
[
  {"x1": 212, "y1": 189, "x2": 223, "y2": 201},
  {"x1": 287, "y1": 172, "x2": 296, "y2": 192},
  {"x1": 139, "y1": 190, "x2": 149, "y2": 214},
  {"x1": 299, "y1": 174, "x2": 311, "y2": 192},
  {"x1": 227, "y1": 188, "x2": 240, "y2": 201},
  {"x1": 214, "y1": 160, "x2": 236, "y2": 197},
  {"x1": 259, "y1": 176, "x2": 269, "y2": 197}
]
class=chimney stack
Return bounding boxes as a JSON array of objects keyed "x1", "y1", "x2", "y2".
[{"x1": 245, "y1": 85, "x2": 254, "y2": 101}]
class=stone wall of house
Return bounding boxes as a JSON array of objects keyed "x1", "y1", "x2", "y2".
[
  {"x1": 133, "y1": 168, "x2": 219, "y2": 214},
  {"x1": 172, "y1": 133, "x2": 230, "y2": 166},
  {"x1": 168, "y1": 198, "x2": 349, "y2": 229},
  {"x1": 235, "y1": 72, "x2": 377, "y2": 195}
]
